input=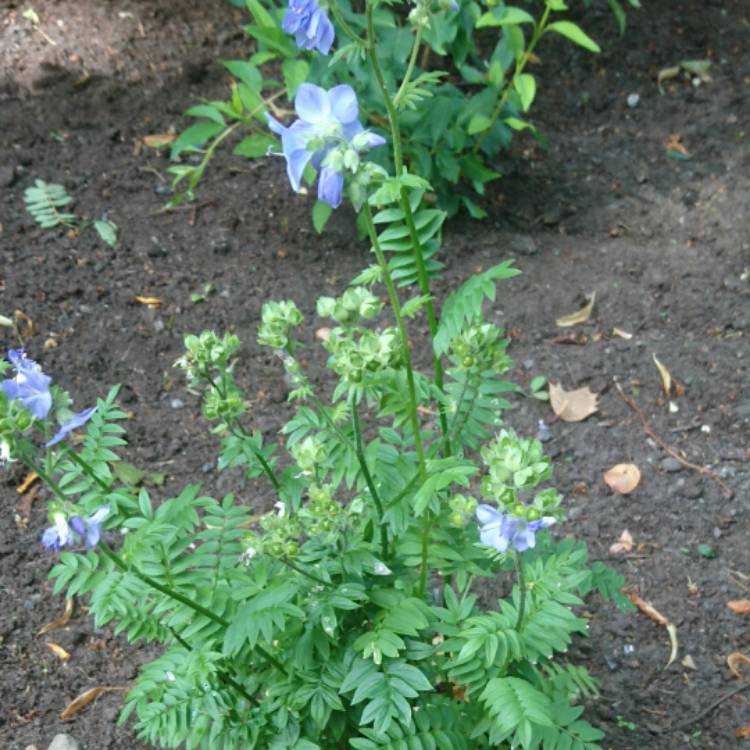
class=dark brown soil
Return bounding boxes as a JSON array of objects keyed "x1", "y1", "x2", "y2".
[{"x1": 1, "y1": 1, "x2": 748, "y2": 749}]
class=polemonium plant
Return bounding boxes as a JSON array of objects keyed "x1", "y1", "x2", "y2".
[{"x1": 6, "y1": 3, "x2": 632, "y2": 749}]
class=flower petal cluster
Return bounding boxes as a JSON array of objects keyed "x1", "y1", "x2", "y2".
[
  {"x1": 282, "y1": 0, "x2": 335, "y2": 54},
  {"x1": 1, "y1": 349, "x2": 52, "y2": 420},
  {"x1": 267, "y1": 83, "x2": 385, "y2": 208},
  {"x1": 46, "y1": 406, "x2": 97, "y2": 448},
  {"x1": 476, "y1": 504, "x2": 555, "y2": 554},
  {"x1": 42, "y1": 506, "x2": 109, "y2": 551}
]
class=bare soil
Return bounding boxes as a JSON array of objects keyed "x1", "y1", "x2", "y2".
[{"x1": 0, "y1": 1, "x2": 748, "y2": 748}]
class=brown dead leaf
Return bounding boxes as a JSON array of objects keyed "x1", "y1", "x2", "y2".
[
  {"x1": 14, "y1": 309, "x2": 35, "y2": 338},
  {"x1": 46, "y1": 642, "x2": 71, "y2": 662},
  {"x1": 315, "y1": 327, "x2": 331, "y2": 342},
  {"x1": 60, "y1": 686, "x2": 127, "y2": 720},
  {"x1": 142, "y1": 133, "x2": 176, "y2": 148},
  {"x1": 728, "y1": 600, "x2": 750, "y2": 615},
  {"x1": 134, "y1": 295, "x2": 161, "y2": 307},
  {"x1": 665, "y1": 133, "x2": 689, "y2": 155},
  {"x1": 628, "y1": 592, "x2": 678, "y2": 668},
  {"x1": 652, "y1": 354, "x2": 672, "y2": 397},
  {"x1": 549, "y1": 383, "x2": 599, "y2": 423},
  {"x1": 609, "y1": 529, "x2": 635, "y2": 554},
  {"x1": 17, "y1": 472, "x2": 39, "y2": 494},
  {"x1": 727, "y1": 652, "x2": 750, "y2": 679},
  {"x1": 736, "y1": 725, "x2": 750, "y2": 739},
  {"x1": 38, "y1": 598, "x2": 74, "y2": 636},
  {"x1": 451, "y1": 683, "x2": 469, "y2": 702},
  {"x1": 603, "y1": 464, "x2": 641, "y2": 494},
  {"x1": 556, "y1": 292, "x2": 596, "y2": 327}
]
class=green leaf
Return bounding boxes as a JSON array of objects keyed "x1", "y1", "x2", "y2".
[
  {"x1": 546, "y1": 21, "x2": 601, "y2": 53},
  {"x1": 246, "y1": 0, "x2": 276, "y2": 28},
  {"x1": 696, "y1": 543, "x2": 715, "y2": 559},
  {"x1": 282, "y1": 59, "x2": 310, "y2": 98},
  {"x1": 170, "y1": 122, "x2": 224, "y2": 160},
  {"x1": 514, "y1": 73, "x2": 536, "y2": 112},
  {"x1": 312, "y1": 200, "x2": 333, "y2": 234},
  {"x1": 233, "y1": 133, "x2": 277, "y2": 158},
  {"x1": 185, "y1": 104, "x2": 226, "y2": 126},
  {"x1": 467, "y1": 114, "x2": 493, "y2": 135},
  {"x1": 476, "y1": 6, "x2": 536, "y2": 28},
  {"x1": 93, "y1": 219, "x2": 118, "y2": 248},
  {"x1": 222, "y1": 60, "x2": 263, "y2": 90}
]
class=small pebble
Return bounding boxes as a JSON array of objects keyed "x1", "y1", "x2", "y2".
[
  {"x1": 623, "y1": 644, "x2": 635, "y2": 655},
  {"x1": 170, "y1": 398, "x2": 184, "y2": 409},
  {"x1": 536, "y1": 420, "x2": 551, "y2": 442},
  {"x1": 660, "y1": 457, "x2": 683, "y2": 473},
  {"x1": 48, "y1": 735, "x2": 82, "y2": 750},
  {"x1": 153, "y1": 183, "x2": 172, "y2": 196},
  {"x1": 626, "y1": 93, "x2": 640, "y2": 108}
]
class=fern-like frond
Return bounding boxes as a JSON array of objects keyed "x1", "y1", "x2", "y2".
[{"x1": 23, "y1": 179, "x2": 76, "y2": 228}]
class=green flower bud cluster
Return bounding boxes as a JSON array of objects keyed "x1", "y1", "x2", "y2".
[
  {"x1": 290, "y1": 435, "x2": 328, "y2": 478},
  {"x1": 324, "y1": 327, "x2": 401, "y2": 385},
  {"x1": 177, "y1": 331, "x2": 240, "y2": 386},
  {"x1": 301, "y1": 483, "x2": 343, "y2": 536},
  {"x1": 257, "y1": 300, "x2": 304, "y2": 350},
  {"x1": 448, "y1": 493, "x2": 478, "y2": 527},
  {"x1": 317, "y1": 287, "x2": 384, "y2": 326},
  {"x1": 449, "y1": 323, "x2": 512, "y2": 373},
  {"x1": 349, "y1": 163, "x2": 388, "y2": 212},
  {"x1": 481, "y1": 430, "x2": 564, "y2": 520},
  {"x1": 201, "y1": 387, "x2": 245, "y2": 423},
  {"x1": 259, "y1": 507, "x2": 303, "y2": 558}
]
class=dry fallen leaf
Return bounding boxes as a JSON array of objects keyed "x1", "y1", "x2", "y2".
[
  {"x1": 628, "y1": 592, "x2": 678, "y2": 668},
  {"x1": 727, "y1": 652, "x2": 750, "y2": 679},
  {"x1": 135, "y1": 295, "x2": 161, "y2": 307},
  {"x1": 609, "y1": 529, "x2": 635, "y2": 554},
  {"x1": 14, "y1": 309, "x2": 35, "y2": 338},
  {"x1": 315, "y1": 327, "x2": 331, "y2": 342},
  {"x1": 727, "y1": 600, "x2": 750, "y2": 615},
  {"x1": 38, "y1": 598, "x2": 74, "y2": 636},
  {"x1": 549, "y1": 383, "x2": 599, "y2": 423},
  {"x1": 652, "y1": 354, "x2": 672, "y2": 397},
  {"x1": 142, "y1": 133, "x2": 176, "y2": 148},
  {"x1": 681, "y1": 654, "x2": 697, "y2": 670},
  {"x1": 60, "y1": 687, "x2": 127, "y2": 720},
  {"x1": 736, "y1": 725, "x2": 750, "y2": 739},
  {"x1": 665, "y1": 133, "x2": 689, "y2": 155},
  {"x1": 46, "y1": 642, "x2": 71, "y2": 662},
  {"x1": 603, "y1": 464, "x2": 641, "y2": 495},
  {"x1": 556, "y1": 292, "x2": 596, "y2": 327},
  {"x1": 612, "y1": 327, "x2": 633, "y2": 340}
]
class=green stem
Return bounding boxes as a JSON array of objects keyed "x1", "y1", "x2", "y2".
[
  {"x1": 280, "y1": 556, "x2": 333, "y2": 588},
  {"x1": 472, "y1": 4, "x2": 552, "y2": 154},
  {"x1": 393, "y1": 26, "x2": 424, "y2": 109},
  {"x1": 329, "y1": 3, "x2": 365, "y2": 45},
  {"x1": 514, "y1": 553, "x2": 526, "y2": 629},
  {"x1": 203, "y1": 370, "x2": 282, "y2": 492},
  {"x1": 351, "y1": 397, "x2": 389, "y2": 561}
]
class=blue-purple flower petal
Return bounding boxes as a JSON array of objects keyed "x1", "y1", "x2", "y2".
[
  {"x1": 317, "y1": 167, "x2": 344, "y2": 207},
  {"x1": 46, "y1": 406, "x2": 97, "y2": 448}
]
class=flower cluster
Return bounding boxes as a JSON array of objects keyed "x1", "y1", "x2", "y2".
[
  {"x1": 282, "y1": 0, "x2": 335, "y2": 54},
  {"x1": 42, "y1": 506, "x2": 109, "y2": 551},
  {"x1": 1, "y1": 349, "x2": 52, "y2": 420},
  {"x1": 257, "y1": 300, "x2": 304, "y2": 351},
  {"x1": 267, "y1": 84, "x2": 385, "y2": 208}
]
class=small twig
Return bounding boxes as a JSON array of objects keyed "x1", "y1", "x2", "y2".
[
  {"x1": 654, "y1": 681, "x2": 750, "y2": 733},
  {"x1": 615, "y1": 382, "x2": 733, "y2": 498}
]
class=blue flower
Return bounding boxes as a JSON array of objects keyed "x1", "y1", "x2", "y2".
[
  {"x1": 267, "y1": 83, "x2": 386, "y2": 208},
  {"x1": 71, "y1": 505, "x2": 110, "y2": 548},
  {"x1": 41, "y1": 513, "x2": 76, "y2": 551},
  {"x1": 282, "y1": 0, "x2": 335, "y2": 55},
  {"x1": 1, "y1": 349, "x2": 52, "y2": 420},
  {"x1": 476, "y1": 504, "x2": 555, "y2": 553},
  {"x1": 46, "y1": 406, "x2": 97, "y2": 448}
]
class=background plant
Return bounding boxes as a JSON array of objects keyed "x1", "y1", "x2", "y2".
[
  {"x1": 2, "y1": 1, "x2": 634, "y2": 747},
  {"x1": 168, "y1": 0, "x2": 639, "y2": 224}
]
